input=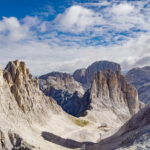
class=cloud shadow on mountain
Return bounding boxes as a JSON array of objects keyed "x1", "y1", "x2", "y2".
[{"x1": 41, "y1": 131, "x2": 95, "y2": 149}]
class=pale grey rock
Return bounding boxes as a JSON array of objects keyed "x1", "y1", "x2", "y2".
[
  {"x1": 0, "y1": 60, "x2": 146, "y2": 150},
  {"x1": 0, "y1": 129, "x2": 35, "y2": 150},
  {"x1": 0, "y1": 60, "x2": 63, "y2": 149},
  {"x1": 39, "y1": 72, "x2": 84, "y2": 94},
  {"x1": 39, "y1": 72, "x2": 84, "y2": 116},
  {"x1": 0, "y1": 130, "x2": 8, "y2": 150},
  {"x1": 87, "y1": 99, "x2": 150, "y2": 150}
]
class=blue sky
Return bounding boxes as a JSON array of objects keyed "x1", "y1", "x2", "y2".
[{"x1": 0, "y1": 0, "x2": 150, "y2": 75}]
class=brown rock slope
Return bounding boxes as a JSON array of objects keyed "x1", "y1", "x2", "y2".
[
  {"x1": 3, "y1": 60, "x2": 61, "y2": 122},
  {"x1": 84, "y1": 70, "x2": 144, "y2": 127}
]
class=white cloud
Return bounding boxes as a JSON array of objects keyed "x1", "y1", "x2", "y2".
[
  {"x1": 111, "y1": 3, "x2": 134, "y2": 15},
  {"x1": 52, "y1": 1, "x2": 150, "y2": 36},
  {"x1": 22, "y1": 16, "x2": 40, "y2": 27},
  {"x1": 1, "y1": 27, "x2": 150, "y2": 75},
  {"x1": 0, "y1": 17, "x2": 30, "y2": 42},
  {"x1": 54, "y1": 5, "x2": 102, "y2": 33},
  {"x1": 1, "y1": 1, "x2": 150, "y2": 75}
]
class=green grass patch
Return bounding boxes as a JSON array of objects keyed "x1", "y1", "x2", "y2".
[{"x1": 68, "y1": 116, "x2": 89, "y2": 127}]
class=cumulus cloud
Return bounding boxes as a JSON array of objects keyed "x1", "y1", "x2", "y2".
[
  {"x1": 0, "y1": 17, "x2": 30, "y2": 42},
  {"x1": 54, "y1": 5, "x2": 102, "y2": 33},
  {"x1": 1, "y1": 1, "x2": 150, "y2": 75},
  {"x1": 52, "y1": 1, "x2": 150, "y2": 40},
  {"x1": 111, "y1": 3, "x2": 134, "y2": 15},
  {"x1": 1, "y1": 29, "x2": 150, "y2": 75}
]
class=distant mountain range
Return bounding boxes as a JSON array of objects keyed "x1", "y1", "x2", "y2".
[{"x1": 39, "y1": 60, "x2": 144, "y2": 127}]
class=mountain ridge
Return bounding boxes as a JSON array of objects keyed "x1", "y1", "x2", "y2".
[{"x1": 126, "y1": 66, "x2": 150, "y2": 104}]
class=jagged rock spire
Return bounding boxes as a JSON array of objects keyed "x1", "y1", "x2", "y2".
[
  {"x1": 2, "y1": 60, "x2": 60, "y2": 117},
  {"x1": 89, "y1": 70, "x2": 144, "y2": 123}
]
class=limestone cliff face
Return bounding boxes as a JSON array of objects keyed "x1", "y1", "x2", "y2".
[
  {"x1": 84, "y1": 70, "x2": 143, "y2": 125},
  {"x1": 73, "y1": 68, "x2": 86, "y2": 86},
  {"x1": 4, "y1": 60, "x2": 38, "y2": 113},
  {"x1": 73, "y1": 61, "x2": 121, "y2": 89},
  {"x1": 39, "y1": 72, "x2": 84, "y2": 94},
  {"x1": 1, "y1": 60, "x2": 61, "y2": 123},
  {"x1": 0, "y1": 60, "x2": 63, "y2": 149},
  {"x1": 60, "y1": 70, "x2": 143, "y2": 124}
]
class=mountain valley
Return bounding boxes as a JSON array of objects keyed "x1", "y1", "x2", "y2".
[{"x1": 0, "y1": 60, "x2": 149, "y2": 150}]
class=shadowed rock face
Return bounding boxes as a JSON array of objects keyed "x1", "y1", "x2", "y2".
[
  {"x1": 126, "y1": 66, "x2": 150, "y2": 104},
  {"x1": 39, "y1": 72, "x2": 84, "y2": 116},
  {"x1": 73, "y1": 61, "x2": 121, "y2": 89}
]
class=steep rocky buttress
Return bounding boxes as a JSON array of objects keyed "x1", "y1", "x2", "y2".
[
  {"x1": 3, "y1": 60, "x2": 61, "y2": 120},
  {"x1": 0, "y1": 60, "x2": 62, "y2": 149},
  {"x1": 73, "y1": 61, "x2": 121, "y2": 89},
  {"x1": 83, "y1": 70, "x2": 144, "y2": 125}
]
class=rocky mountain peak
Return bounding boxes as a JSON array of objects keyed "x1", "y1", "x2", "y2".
[
  {"x1": 2, "y1": 60, "x2": 59, "y2": 116},
  {"x1": 40, "y1": 72, "x2": 72, "y2": 81},
  {"x1": 4, "y1": 60, "x2": 34, "y2": 85},
  {"x1": 39, "y1": 71, "x2": 85, "y2": 109},
  {"x1": 39, "y1": 71, "x2": 84, "y2": 94},
  {"x1": 73, "y1": 60, "x2": 121, "y2": 89},
  {"x1": 87, "y1": 61, "x2": 121, "y2": 71},
  {"x1": 87, "y1": 70, "x2": 143, "y2": 124},
  {"x1": 0, "y1": 60, "x2": 146, "y2": 150},
  {"x1": 3, "y1": 61, "x2": 34, "y2": 113}
]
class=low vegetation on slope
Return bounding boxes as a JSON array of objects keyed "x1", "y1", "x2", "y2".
[{"x1": 69, "y1": 116, "x2": 89, "y2": 127}]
